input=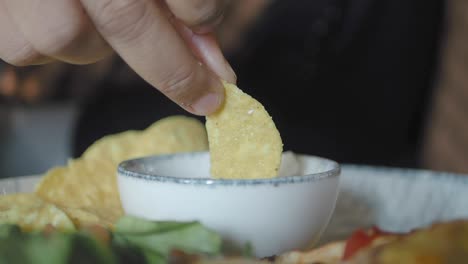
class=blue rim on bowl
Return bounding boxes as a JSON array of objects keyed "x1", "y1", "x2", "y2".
[{"x1": 118, "y1": 152, "x2": 340, "y2": 186}]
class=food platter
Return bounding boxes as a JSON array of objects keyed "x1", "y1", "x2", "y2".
[
  {"x1": 4, "y1": 164, "x2": 468, "y2": 246},
  {"x1": 2, "y1": 82, "x2": 468, "y2": 262}
]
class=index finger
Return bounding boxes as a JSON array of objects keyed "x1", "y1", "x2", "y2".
[{"x1": 79, "y1": 0, "x2": 224, "y2": 115}]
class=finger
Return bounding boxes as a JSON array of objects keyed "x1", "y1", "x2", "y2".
[
  {"x1": 174, "y1": 22, "x2": 236, "y2": 84},
  {"x1": 81, "y1": 0, "x2": 224, "y2": 115},
  {"x1": 3, "y1": 0, "x2": 111, "y2": 65},
  {"x1": 0, "y1": 0, "x2": 50, "y2": 66},
  {"x1": 165, "y1": 0, "x2": 228, "y2": 33}
]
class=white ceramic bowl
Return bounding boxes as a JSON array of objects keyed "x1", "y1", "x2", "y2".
[{"x1": 117, "y1": 152, "x2": 340, "y2": 257}]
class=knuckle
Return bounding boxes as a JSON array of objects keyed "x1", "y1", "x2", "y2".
[
  {"x1": 92, "y1": 0, "x2": 150, "y2": 42},
  {"x1": 187, "y1": 0, "x2": 220, "y2": 26},
  {"x1": 35, "y1": 16, "x2": 86, "y2": 55},
  {"x1": 158, "y1": 66, "x2": 197, "y2": 100}
]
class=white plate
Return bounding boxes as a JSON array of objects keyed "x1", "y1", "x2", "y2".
[
  {"x1": 2, "y1": 165, "x2": 468, "y2": 244},
  {"x1": 322, "y1": 165, "x2": 468, "y2": 244},
  {"x1": 0, "y1": 175, "x2": 40, "y2": 194}
]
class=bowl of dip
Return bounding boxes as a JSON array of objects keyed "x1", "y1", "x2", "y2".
[{"x1": 117, "y1": 151, "x2": 340, "y2": 257}]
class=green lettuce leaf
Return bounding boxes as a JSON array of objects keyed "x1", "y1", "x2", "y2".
[
  {"x1": 0, "y1": 216, "x2": 223, "y2": 264},
  {"x1": 115, "y1": 216, "x2": 222, "y2": 257}
]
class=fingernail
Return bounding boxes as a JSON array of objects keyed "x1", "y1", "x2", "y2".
[
  {"x1": 189, "y1": 34, "x2": 237, "y2": 84},
  {"x1": 191, "y1": 92, "x2": 223, "y2": 115},
  {"x1": 224, "y1": 61, "x2": 237, "y2": 84}
]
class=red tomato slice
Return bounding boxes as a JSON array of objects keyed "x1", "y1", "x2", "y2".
[{"x1": 342, "y1": 226, "x2": 391, "y2": 260}]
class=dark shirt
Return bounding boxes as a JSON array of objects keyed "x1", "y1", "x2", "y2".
[{"x1": 74, "y1": 0, "x2": 444, "y2": 168}]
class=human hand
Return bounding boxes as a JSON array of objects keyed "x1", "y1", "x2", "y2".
[{"x1": 0, "y1": 0, "x2": 235, "y2": 115}]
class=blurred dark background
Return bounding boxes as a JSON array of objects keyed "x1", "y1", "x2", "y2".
[{"x1": 2, "y1": 0, "x2": 465, "y2": 177}]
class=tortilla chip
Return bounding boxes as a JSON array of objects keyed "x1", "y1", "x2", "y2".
[
  {"x1": 81, "y1": 131, "x2": 142, "y2": 164},
  {"x1": 206, "y1": 82, "x2": 283, "y2": 179},
  {"x1": 140, "y1": 115, "x2": 208, "y2": 154},
  {"x1": 35, "y1": 116, "x2": 209, "y2": 227},
  {"x1": 0, "y1": 193, "x2": 75, "y2": 232},
  {"x1": 35, "y1": 159, "x2": 123, "y2": 227},
  {"x1": 82, "y1": 116, "x2": 208, "y2": 164},
  {"x1": 60, "y1": 207, "x2": 114, "y2": 229}
]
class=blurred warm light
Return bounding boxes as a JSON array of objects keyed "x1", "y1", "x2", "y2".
[
  {"x1": 0, "y1": 67, "x2": 17, "y2": 97},
  {"x1": 21, "y1": 75, "x2": 41, "y2": 103}
]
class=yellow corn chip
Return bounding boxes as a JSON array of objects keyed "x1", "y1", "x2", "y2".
[
  {"x1": 82, "y1": 116, "x2": 208, "y2": 164},
  {"x1": 0, "y1": 193, "x2": 75, "y2": 232},
  {"x1": 81, "y1": 131, "x2": 142, "y2": 164},
  {"x1": 35, "y1": 116, "x2": 209, "y2": 227},
  {"x1": 206, "y1": 82, "x2": 283, "y2": 179},
  {"x1": 141, "y1": 115, "x2": 209, "y2": 154},
  {"x1": 60, "y1": 207, "x2": 114, "y2": 229},
  {"x1": 35, "y1": 159, "x2": 123, "y2": 226}
]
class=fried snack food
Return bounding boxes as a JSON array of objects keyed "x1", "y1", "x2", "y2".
[
  {"x1": 206, "y1": 82, "x2": 283, "y2": 179},
  {"x1": 35, "y1": 159, "x2": 122, "y2": 227},
  {"x1": 0, "y1": 193, "x2": 75, "y2": 232},
  {"x1": 141, "y1": 115, "x2": 209, "y2": 155},
  {"x1": 35, "y1": 116, "x2": 209, "y2": 228}
]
